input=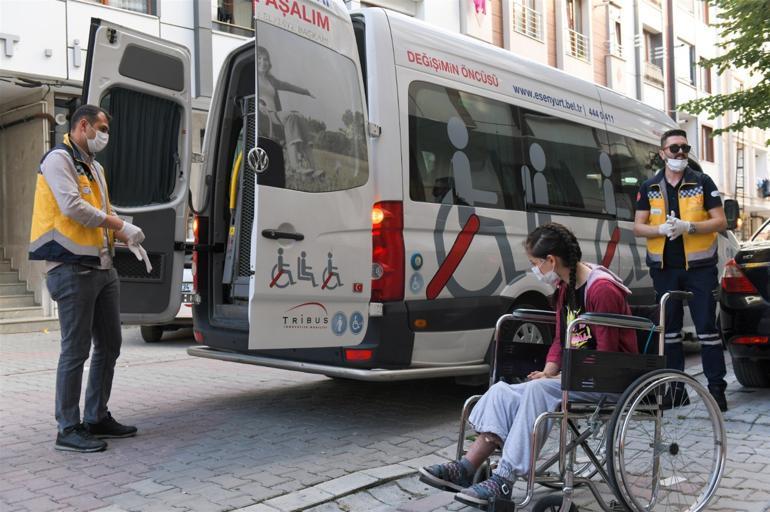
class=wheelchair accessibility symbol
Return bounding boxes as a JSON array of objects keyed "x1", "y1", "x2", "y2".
[
  {"x1": 331, "y1": 312, "x2": 347, "y2": 336},
  {"x1": 409, "y1": 273, "x2": 424, "y2": 294},
  {"x1": 349, "y1": 311, "x2": 364, "y2": 335}
]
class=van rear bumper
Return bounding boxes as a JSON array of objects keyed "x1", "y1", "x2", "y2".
[{"x1": 187, "y1": 346, "x2": 489, "y2": 381}]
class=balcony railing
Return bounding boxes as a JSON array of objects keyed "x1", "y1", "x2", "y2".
[
  {"x1": 568, "y1": 29, "x2": 589, "y2": 61},
  {"x1": 512, "y1": 3, "x2": 543, "y2": 41}
]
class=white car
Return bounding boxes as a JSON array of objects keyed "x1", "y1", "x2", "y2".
[{"x1": 140, "y1": 267, "x2": 194, "y2": 343}]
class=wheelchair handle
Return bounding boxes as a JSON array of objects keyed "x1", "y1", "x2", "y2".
[{"x1": 662, "y1": 291, "x2": 694, "y2": 303}]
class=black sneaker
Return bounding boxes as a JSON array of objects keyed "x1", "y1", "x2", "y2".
[
  {"x1": 455, "y1": 474, "x2": 513, "y2": 509},
  {"x1": 708, "y1": 387, "x2": 728, "y2": 412},
  {"x1": 55, "y1": 424, "x2": 107, "y2": 453},
  {"x1": 85, "y1": 413, "x2": 137, "y2": 439},
  {"x1": 419, "y1": 461, "x2": 473, "y2": 492}
]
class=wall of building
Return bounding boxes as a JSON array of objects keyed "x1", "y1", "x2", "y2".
[{"x1": 0, "y1": 91, "x2": 55, "y2": 305}]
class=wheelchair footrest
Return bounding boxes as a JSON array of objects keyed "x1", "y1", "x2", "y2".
[{"x1": 489, "y1": 496, "x2": 516, "y2": 512}]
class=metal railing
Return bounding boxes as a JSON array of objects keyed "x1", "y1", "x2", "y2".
[
  {"x1": 568, "y1": 29, "x2": 589, "y2": 61},
  {"x1": 512, "y1": 3, "x2": 543, "y2": 41}
]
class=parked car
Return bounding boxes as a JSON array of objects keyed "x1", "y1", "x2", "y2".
[{"x1": 719, "y1": 219, "x2": 770, "y2": 387}]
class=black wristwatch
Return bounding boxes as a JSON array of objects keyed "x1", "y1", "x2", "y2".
[{"x1": 688, "y1": 223, "x2": 697, "y2": 234}]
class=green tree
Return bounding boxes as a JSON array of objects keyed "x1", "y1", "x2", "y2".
[{"x1": 678, "y1": 0, "x2": 770, "y2": 144}]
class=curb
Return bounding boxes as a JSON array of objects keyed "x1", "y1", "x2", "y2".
[{"x1": 234, "y1": 454, "x2": 447, "y2": 512}]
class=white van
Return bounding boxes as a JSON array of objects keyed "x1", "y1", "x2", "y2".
[{"x1": 84, "y1": 1, "x2": 736, "y2": 381}]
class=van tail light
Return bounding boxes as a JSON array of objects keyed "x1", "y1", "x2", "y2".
[
  {"x1": 192, "y1": 215, "x2": 199, "y2": 293},
  {"x1": 344, "y1": 348, "x2": 373, "y2": 361},
  {"x1": 732, "y1": 336, "x2": 768, "y2": 345},
  {"x1": 721, "y1": 259, "x2": 758, "y2": 294},
  {"x1": 371, "y1": 201, "x2": 404, "y2": 302}
]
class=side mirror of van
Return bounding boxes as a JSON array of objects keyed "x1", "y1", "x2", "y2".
[{"x1": 723, "y1": 199, "x2": 739, "y2": 230}]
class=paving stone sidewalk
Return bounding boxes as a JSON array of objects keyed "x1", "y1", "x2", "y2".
[
  {"x1": 243, "y1": 366, "x2": 770, "y2": 512},
  {"x1": 2, "y1": 327, "x2": 770, "y2": 512}
]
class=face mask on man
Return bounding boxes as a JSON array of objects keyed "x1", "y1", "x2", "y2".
[
  {"x1": 532, "y1": 259, "x2": 561, "y2": 287},
  {"x1": 667, "y1": 158, "x2": 687, "y2": 173},
  {"x1": 86, "y1": 123, "x2": 109, "y2": 153}
]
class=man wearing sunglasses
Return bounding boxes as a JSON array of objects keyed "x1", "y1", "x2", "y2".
[{"x1": 633, "y1": 128, "x2": 729, "y2": 411}]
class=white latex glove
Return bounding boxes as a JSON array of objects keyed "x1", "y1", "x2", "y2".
[
  {"x1": 665, "y1": 212, "x2": 691, "y2": 240},
  {"x1": 128, "y1": 243, "x2": 153, "y2": 274},
  {"x1": 657, "y1": 222, "x2": 674, "y2": 237},
  {"x1": 119, "y1": 221, "x2": 145, "y2": 245}
]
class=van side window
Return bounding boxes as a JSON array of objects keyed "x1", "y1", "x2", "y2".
[
  {"x1": 408, "y1": 82, "x2": 525, "y2": 211},
  {"x1": 606, "y1": 133, "x2": 657, "y2": 220},
  {"x1": 520, "y1": 108, "x2": 609, "y2": 214}
]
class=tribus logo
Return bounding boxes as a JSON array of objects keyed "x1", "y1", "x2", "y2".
[{"x1": 283, "y1": 302, "x2": 329, "y2": 329}]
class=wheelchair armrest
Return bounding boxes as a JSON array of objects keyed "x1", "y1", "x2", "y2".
[
  {"x1": 573, "y1": 312, "x2": 656, "y2": 332},
  {"x1": 510, "y1": 309, "x2": 557, "y2": 325}
]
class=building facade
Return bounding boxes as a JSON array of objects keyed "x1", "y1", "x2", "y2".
[{"x1": 0, "y1": 0, "x2": 767, "y2": 328}]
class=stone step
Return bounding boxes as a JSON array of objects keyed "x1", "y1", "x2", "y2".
[
  {"x1": 0, "y1": 295, "x2": 35, "y2": 308},
  {"x1": 0, "y1": 272, "x2": 22, "y2": 284},
  {"x1": 0, "y1": 306, "x2": 44, "y2": 320},
  {"x1": 0, "y1": 261, "x2": 11, "y2": 272},
  {"x1": 0, "y1": 316, "x2": 60, "y2": 335},
  {"x1": 0, "y1": 283, "x2": 28, "y2": 296}
]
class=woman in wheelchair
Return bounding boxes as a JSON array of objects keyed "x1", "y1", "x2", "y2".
[{"x1": 419, "y1": 223, "x2": 638, "y2": 509}]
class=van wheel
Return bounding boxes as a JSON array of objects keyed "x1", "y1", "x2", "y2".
[
  {"x1": 141, "y1": 325, "x2": 164, "y2": 343},
  {"x1": 508, "y1": 303, "x2": 552, "y2": 345},
  {"x1": 484, "y1": 302, "x2": 553, "y2": 369}
]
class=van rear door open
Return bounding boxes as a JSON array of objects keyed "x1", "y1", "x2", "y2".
[
  {"x1": 247, "y1": 1, "x2": 374, "y2": 349},
  {"x1": 83, "y1": 19, "x2": 191, "y2": 325}
]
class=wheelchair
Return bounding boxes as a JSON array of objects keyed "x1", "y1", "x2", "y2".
[{"x1": 455, "y1": 291, "x2": 726, "y2": 511}]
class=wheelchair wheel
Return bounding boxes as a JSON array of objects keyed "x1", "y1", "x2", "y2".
[
  {"x1": 607, "y1": 369, "x2": 726, "y2": 512},
  {"x1": 532, "y1": 494, "x2": 578, "y2": 512}
]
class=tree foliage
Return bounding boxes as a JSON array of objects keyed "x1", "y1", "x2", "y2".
[{"x1": 678, "y1": 0, "x2": 770, "y2": 143}]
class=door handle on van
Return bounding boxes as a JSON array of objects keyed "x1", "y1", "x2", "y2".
[{"x1": 261, "y1": 229, "x2": 304, "y2": 241}]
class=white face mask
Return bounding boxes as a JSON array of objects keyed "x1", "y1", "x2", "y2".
[
  {"x1": 86, "y1": 124, "x2": 109, "y2": 153},
  {"x1": 667, "y1": 158, "x2": 687, "y2": 173},
  {"x1": 532, "y1": 260, "x2": 561, "y2": 287}
]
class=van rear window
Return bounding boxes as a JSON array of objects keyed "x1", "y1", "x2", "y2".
[
  {"x1": 247, "y1": 22, "x2": 369, "y2": 193},
  {"x1": 119, "y1": 45, "x2": 184, "y2": 92}
]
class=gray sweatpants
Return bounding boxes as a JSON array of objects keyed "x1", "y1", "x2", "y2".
[
  {"x1": 469, "y1": 378, "x2": 607, "y2": 480},
  {"x1": 46, "y1": 264, "x2": 122, "y2": 432}
]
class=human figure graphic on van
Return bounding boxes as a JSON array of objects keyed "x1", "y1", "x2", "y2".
[
  {"x1": 322, "y1": 252, "x2": 343, "y2": 290},
  {"x1": 297, "y1": 251, "x2": 318, "y2": 287},
  {"x1": 419, "y1": 223, "x2": 637, "y2": 508},
  {"x1": 270, "y1": 248, "x2": 295, "y2": 288},
  {"x1": 256, "y1": 45, "x2": 319, "y2": 177}
]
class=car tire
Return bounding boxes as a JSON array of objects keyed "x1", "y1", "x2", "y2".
[
  {"x1": 732, "y1": 356, "x2": 770, "y2": 388},
  {"x1": 140, "y1": 325, "x2": 164, "y2": 343}
]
